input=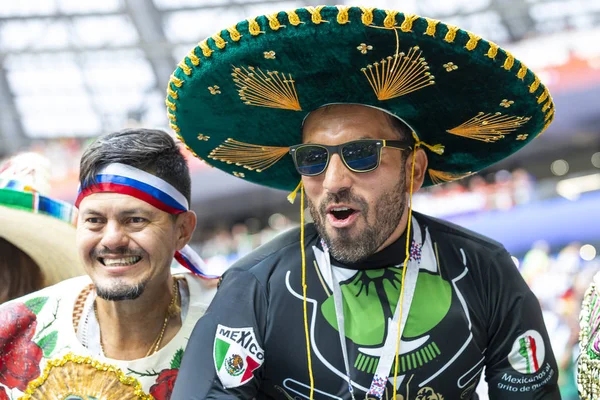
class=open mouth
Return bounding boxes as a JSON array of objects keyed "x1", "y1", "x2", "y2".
[
  {"x1": 98, "y1": 256, "x2": 142, "y2": 267},
  {"x1": 328, "y1": 206, "x2": 357, "y2": 221}
]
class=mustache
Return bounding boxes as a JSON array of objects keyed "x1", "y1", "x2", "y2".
[
  {"x1": 318, "y1": 189, "x2": 368, "y2": 214},
  {"x1": 91, "y1": 247, "x2": 145, "y2": 258}
]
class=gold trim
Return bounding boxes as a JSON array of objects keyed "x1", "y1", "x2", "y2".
[
  {"x1": 360, "y1": 7, "x2": 375, "y2": 25},
  {"x1": 544, "y1": 107, "x2": 555, "y2": 122},
  {"x1": 167, "y1": 86, "x2": 178, "y2": 100},
  {"x1": 443, "y1": 25, "x2": 459, "y2": 43},
  {"x1": 542, "y1": 97, "x2": 552, "y2": 112},
  {"x1": 212, "y1": 33, "x2": 226, "y2": 49},
  {"x1": 20, "y1": 353, "x2": 151, "y2": 400},
  {"x1": 165, "y1": 98, "x2": 176, "y2": 112},
  {"x1": 517, "y1": 63, "x2": 528, "y2": 80},
  {"x1": 199, "y1": 39, "x2": 213, "y2": 57},
  {"x1": 266, "y1": 13, "x2": 284, "y2": 30},
  {"x1": 424, "y1": 17, "x2": 439, "y2": 36},
  {"x1": 170, "y1": 122, "x2": 180, "y2": 133},
  {"x1": 447, "y1": 112, "x2": 531, "y2": 142},
  {"x1": 362, "y1": 44, "x2": 434, "y2": 101},
  {"x1": 286, "y1": 10, "x2": 303, "y2": 26},
  {"x1": 306, "y1": 6, "x2": 327, "y2": 24},
  {"x1": 529, "y1": 76, "x2": 540, "y2": 93},
  {"x1": 248, "y1": 18, "x2": 263, "y2": 35},
  {"x1": 383, "y1": 10, "x2": 399, "y2": 28},
  {"x1": 502, "y1": 51, "x2": 515, "y2": 71},
  {"x1": 465, "y1": 32, "x2": 481, "y2": 51},
  {"x1": 537, "y1": 88, "x2": 549, "y2": 104},
  {"x1": 169, "y1": 74, "x2": 183, "y2": 88},
  {"x1": 336, "y1": 6, "x2": 350, "y2": 24},
  {"x1": 167, "y1": 112, "x2": 176, "y2": 122},
  {"x1": 227, "y1": 25, "x2": 241, "y2": 41},
  {"x1": 177, "y1": 60, "x2": 191, "y2": 76},
  {"x1": 187, "y1": 49, "x2": 200, "y2": 66},
  {"x1": 400, "y1": 13, "x2": 419, "y2": 32},
  {"x1": 232, "y1": 65, "x2": 302, "y2": 111},
  {"x1": 428, "y1": 169, "x2": 472, "y2": 185},
  {"x1": 208, "y1": 138, "x2": 290, "y2": 172},
  {"x1": 487, "y1": 42, "x2": 499, "y2": 59}
]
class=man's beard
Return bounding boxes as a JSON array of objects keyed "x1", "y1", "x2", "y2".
[
  {"x1": 308, "y1": 173, "x2": 407, "y2": 264},
  {"x1": 95, "y1": 278, "x2": 150, "y2": 301}
]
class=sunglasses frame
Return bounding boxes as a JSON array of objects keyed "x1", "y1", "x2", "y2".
[{"x1": 289, "y1": 139, "x2": 413, "y2": 176}]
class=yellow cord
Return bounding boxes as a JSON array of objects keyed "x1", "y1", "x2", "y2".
[
  {"x1": 288, "y1": 180, "x2": 303, "y2": 204},
  {"x1": 392, "y1": 147, "x2": 418, "y2": 400},
  {"x1": 300, "y1": 185, "x2": 315, "y2": 399}
]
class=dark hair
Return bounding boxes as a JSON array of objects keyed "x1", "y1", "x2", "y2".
[
  {"x1": 0, "y1": 238, "x2": 44, "y2": 304},
  {"x1": 79, "y1": 128, "x2": 191, "y2": 204},
  {"x1": 384, "y1": 113, "x2": 415, "y2": 146}
]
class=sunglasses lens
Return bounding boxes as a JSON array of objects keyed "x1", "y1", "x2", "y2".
[
  {"x1": 342, "y1": 142, "x2": 379, "y2": 171},
  {"x1": 294, "y1": 146, "x2": 329, "y2": 175}
]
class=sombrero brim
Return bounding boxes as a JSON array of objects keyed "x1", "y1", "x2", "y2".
[
  {"x1": 0, "y1": 189, "x2": 84, "y2": 286},
  {"x1": 167, "y1": 6, "x2": 554, "y2": 191}
]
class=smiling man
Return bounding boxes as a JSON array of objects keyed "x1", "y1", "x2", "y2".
[
  {"x1": 0, "y1": 128, "x2": 218, "y2": 400},
  {"x1": 168, "y1": 6, "x2": 559, "y2": 400}
]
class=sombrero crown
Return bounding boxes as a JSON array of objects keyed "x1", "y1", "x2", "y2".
[{"x1": 167, "y1": 6, "x2": 554, "y2": 191}]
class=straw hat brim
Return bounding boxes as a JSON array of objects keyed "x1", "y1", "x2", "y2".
[{"x1": 0, "y1": 205, "x2": 85, "y2": 286}]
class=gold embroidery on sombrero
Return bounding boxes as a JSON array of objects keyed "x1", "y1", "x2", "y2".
[
  {"x1": 177, "y1": 60, "x2": 191, "y2": 76},
  {"x1": 544, "y1": 107, "x2": 555, "y2": 122},
  {"x1": 336, "y1": 5, "x2": 350, "y2": 24},
  {"x1": 446, "y1": 112, "x2": 531, "y2": 142},
  {"x1": 428, "y1": 169, "x2": 473, "y2": 185},
  {"x1": 167, "y1": 86, "x2": 179, "y2": 100},
  {"x1": 359, "y1": 7, "x2": 375, "y2": 25},
  {"x1": 537, "y1": 88, "x2": 549, "y2": 104},
  {"x1": 465, "y1": 32, "x2": 481, "y2": 51},
  {"x1": 357, "y1": 43, "x2": 373, "y2": 54},
  {"x1": 208, "y1": 85, "x2": 221, "y2": 95},
  {"x1": 487, "y1": 42, "x2": 499, "y2": 59},
  {"x1": 197, "y1": 134, "x2": 210, "y2": 141},
  {"x1": 187, "y1": 49, "x2": 200, "y2": 66},
  {"x1": 443, "y1": 24, "x2": 460, "y2": 43},
  {"x1": 165, "y1": 98, "x2": 176, "y2": 112},
  {"x1": 306, "y1": 6, "x2": 328, "y2": 24},
  {"x1": 266, "y1": 13, "x2": 284, "y2": 30},
  {"x1": 248, "y1": 17, "x2": 263, "y2": 35},
  {"x1": 400, "y1": 14, "x2": 419, "y2": 32},
  {"x1": 516, "y1": 134, "x2": 528, "y2": 141},
  {"x1": 212, "y1": 33, "x2": 227, "y2": 49},
  {"x1": 502, "y1": 51, "x2": 515, "y2": 71},
  {"x1": 529, "y1": 75, "x2": 541, "y2": 93},
  {"x1": 199, "y1": 39, "x2": 213, "y2": 57},
  {"x1": 227, "y1": 25, "x2": 241, "y2": 41},
  {"x1": 169, "y1": 74, "x2": 183, "y2": 88},
  {"x1": 232, "y1": 65, "x2": 301, "y2": 111},
  {"x1": 383, "y1": 10, "x2": 399, "y2": 28},
  {"x1": 362, "y1": 45, "x2": 434, "y2": 101},
  {"x1": 170, "y1": 123, "x2": 180, "y2": 133},
  {"x1": 542, "y1": 97, "x2": 553, "y2": 112},
  {"x1": 233, "y1": 171, "x2": 246, "y2": 178},
  {"x1": 499, "y1": 99, "x2": 513, "y2": 108},
  {"x1": 424, "y1": 17, "x2": 440, "y2": 36},
  {"x1": 285, "y1": 10, "x2": 303, "y2": 26},
  {"x1": 517, "y1": 63, "x2": 528, "y2": 80},
  {"x1": 167, "y1": 112, "x2": 176, "y2": 122},
  {"x1": 443, "y1": 62, "x2": 458, "y2": 72},
  {"x1": 20, "y1": 353, "x2": 151, "y2": 400},
  {"x1": 208, "y1": 138, "x2": 289, "y2": 172},
  {"x1": 263, "y1": 50, "x2": 276, "y2": 59}
]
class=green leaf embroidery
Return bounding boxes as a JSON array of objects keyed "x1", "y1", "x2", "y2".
[
  {"x1": 25, "y1": 297, "x2": 49, "y2": 315},
  {"x1": 38, "y1": 331, "x2": 58, "y2": 357},
  {"x1": 170, "y1": 348, "x2": 184, "y2": 369}
]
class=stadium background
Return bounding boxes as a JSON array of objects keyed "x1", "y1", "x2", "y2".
[{"x1": 1, "y1": 0, "x2": 599, "y2": 398}]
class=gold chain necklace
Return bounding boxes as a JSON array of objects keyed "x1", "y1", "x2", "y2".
[{"x1": 94, "y1": 278, "x2": 180, "y2": 357}]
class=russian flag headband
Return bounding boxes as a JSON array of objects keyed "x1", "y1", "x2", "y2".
[{"x1": 75, "y1": 163, "x2": 218, "y2": 279}]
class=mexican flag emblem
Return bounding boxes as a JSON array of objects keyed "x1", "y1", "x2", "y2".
[
  {"x1": 508, "y1": 329, "x2": 546, "y2": 374},
  {"x1": 214, "y1": 324, "x2": 264, "y2": 388}
]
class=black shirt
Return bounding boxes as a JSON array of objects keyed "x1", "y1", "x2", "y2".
[{"x1": 172, "y1": 212, "x2": 560, "y2": 399}]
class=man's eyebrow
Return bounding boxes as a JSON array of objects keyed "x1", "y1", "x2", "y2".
[
  {"x1": 81, "y1": 209, "x2": 103, "y2": 217},
  {"x1": 118, "y1": 209, "x2": 153, "y2": 217}
]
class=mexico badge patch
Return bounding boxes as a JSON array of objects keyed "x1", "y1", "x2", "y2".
[{"x1": 214, "y1": 324, "x2": 264, "y2": 388}]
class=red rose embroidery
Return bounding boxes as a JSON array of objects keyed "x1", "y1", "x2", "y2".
[
  {"x1": 0, "y1": 386, "x2": 9, "y2": 400},
  {"x1": 149, "y1": 369, "x2": 179, "y2": 400},
  {"x1": 0, "y1": 303, "x2": 43, "y2": 391}
]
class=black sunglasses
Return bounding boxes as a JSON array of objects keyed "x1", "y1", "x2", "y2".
[{"x1": 289, "y1": 139, "x2": 412, "y2": 176}]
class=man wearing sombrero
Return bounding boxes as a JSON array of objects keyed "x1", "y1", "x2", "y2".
[
  {"x1": 0, "y1": 152, "x2": 84, "y2": 304},
  {"x1": 168, "y1": 6, "x2": 559, "y2": 399},
  {"x1": 0, "y1": 129, "x2": 220, "y2": 400}
]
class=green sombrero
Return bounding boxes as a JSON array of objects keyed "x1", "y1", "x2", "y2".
[{"x1": 166, "y1": 5, "x2": 554, "y2": 191}]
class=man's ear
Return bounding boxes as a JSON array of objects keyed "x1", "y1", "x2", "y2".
[
  {"x1": 175, "y1": 211, "x2": 197, "y2": 250},
  {"x1": 404, "y1": 148, "x2": 428, "y2": 193}
]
